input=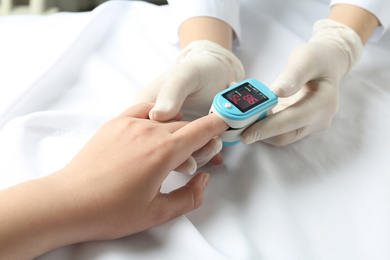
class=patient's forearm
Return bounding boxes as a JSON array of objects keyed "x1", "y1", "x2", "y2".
[
  {"x1": 328, "y1": 4, "x2": 380, "y2": 44},
  {"x1": 179, "y1": 17, "x2": 233, "y2": 50},
  {"x1": 0, "y1": 175, "x2": 82, "y2": 259}
]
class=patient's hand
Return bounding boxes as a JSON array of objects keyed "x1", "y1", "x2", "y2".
[
  {"x1": 135, "y1": 40, "x2": 244, "y2": 121},
  {"x1": 242, "y1": 19, "x2": 363, "y2": 146},
  {"x1": 0, "y1": 103, "x2": 228, "y2": 259}
]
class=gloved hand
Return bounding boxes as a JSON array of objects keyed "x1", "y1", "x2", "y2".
[
  {"x1": 176, "y1": 135, "x2": 224, "y2": 175},
  {"x1": 136, "y1": 40, "x2": 243, "y2": 173},
  {"x1": 242, "y1": 19, "x2": 364, "y2": 146},
  {"x1": 136, "y1": 40, "x2": 245, "y2": 122}
]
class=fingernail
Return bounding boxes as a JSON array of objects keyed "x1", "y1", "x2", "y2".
[{"x1": 202, "y1": 173, "x2": 210, "y2": 188}]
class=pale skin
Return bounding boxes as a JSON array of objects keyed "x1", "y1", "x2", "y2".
[
  {"x1": 329, "y1": 4, "x2": 379, "y2": 45},
  {"x1": 179, "y1": 16, "x2": 233, "y2": 50},
  {"x1": 0, "y1": 103, "x2": 228, "y2": 259},
  {"x1": 178, "y1": 4, "x2": 378, "y2": 55}
]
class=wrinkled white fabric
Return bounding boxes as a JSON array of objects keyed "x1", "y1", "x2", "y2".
[{"x1": 0, "y1": 1, "x2": 390, "y2": 259}]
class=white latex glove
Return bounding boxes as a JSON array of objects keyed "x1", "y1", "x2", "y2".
[
  {"x1": 176, "y1": 135, "x2": 224, "y2": 175},
  {"x1": 242, "y1": 19, "x2": 363, "y2": 146},
  {"x1": 136, "y1": 40, "x2": 243, "y2": 174},
  {"x1": 136, "y1": 40, "x2": 245, "y2": 122}
]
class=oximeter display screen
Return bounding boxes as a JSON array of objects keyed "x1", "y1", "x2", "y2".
[{"x1": 223, "y1": 83, "x2": 268, "y2": 112}]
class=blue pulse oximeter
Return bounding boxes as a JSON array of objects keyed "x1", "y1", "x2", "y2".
[{"x1": 209, "y1": 79, "x2": 278, "y2": 146}]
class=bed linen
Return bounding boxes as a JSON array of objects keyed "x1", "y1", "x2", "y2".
[{"x1": 1, "y1": 1, "x2": 390, "y2": 259}]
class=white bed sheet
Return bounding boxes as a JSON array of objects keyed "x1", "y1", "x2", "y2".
[{"x1": 1, "y1": 1, "x2": 390, "y2": 259}]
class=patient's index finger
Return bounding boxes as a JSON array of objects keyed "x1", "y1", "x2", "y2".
[{"x1": 174, "y1": 114, "x2": 229, "y2": 151}]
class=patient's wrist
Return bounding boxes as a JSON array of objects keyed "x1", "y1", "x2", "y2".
[
  {"x1": 0, "y1": 173, "x2": 87, "y2": 259},
  {"x1": 46, "y1": 169, "x2": 103, "y2": 244}
]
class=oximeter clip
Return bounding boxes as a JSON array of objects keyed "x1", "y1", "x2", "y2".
[{"x1": 209, "y1": 79, "x2": 278, "y2": 146}]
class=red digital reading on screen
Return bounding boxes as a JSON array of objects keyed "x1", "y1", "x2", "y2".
[{"x1": 223, "y1": 83, "x2": 268, "y2": 113}]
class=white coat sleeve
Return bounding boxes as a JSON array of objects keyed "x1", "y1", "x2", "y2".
[
  {"x1": 330, "y1": 0, "x2": 390, "y2": 41},
  {"x1": 167, "y1": 0, "x2": 241, "y2": 43}
]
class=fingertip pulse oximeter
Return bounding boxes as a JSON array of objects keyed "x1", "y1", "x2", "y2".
[{"x1": 209, "y1": 79, "x2": 278, "y2": 146}]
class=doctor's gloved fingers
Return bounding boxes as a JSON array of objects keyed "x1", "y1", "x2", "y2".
[
  {"x1": 153, "y1": 172, "x2": 210, "y2": 223},
  {"x1": 173, "y1": 113, "x2": 229, "y2": 154},
  {"x1": 175, "y1": 156, "x2": 197, "y2": 175},
  {"x1": 240, "y1": 110, "x2": 310, "y2": 145},
  {"x1": 119, "y1": 102, "x2": 183, "y2": 122},
  {"x1": 242, "y1": 111, "x2": 333, "y2": 146},
  {"x1": 228, "y1": 81, "x2": 238, "y2": 88},
  {"x1": 261, "y1": 127, "x2": 310, "y2": 146},
  {"x1": 241, "y1": 122, "x2": 310, "y2": 146},
  {"x1": 270, "y1": 45, "x2": 323, "y2": 97},
  {"x1": 134, "y1": 73, "x2": 185, "y2": 121},
  {"x1": 149, "y1": 67, "x2": 199, "y2": 122},
  {"x1": 119, "y1": 102, "x2": 156, "y2": 118},
  {"x1": 261, "y1": 119, "x2": 332, "y2": 146},
  {"x1": 192, "y1": 136, "x2": 223, "y2": 168},
  {"x1": 241, "y1": 87, "x2": 335, "y2": 145},
  {"x1": 175, "y1": 136, "x2": 222, "y2": 175}
]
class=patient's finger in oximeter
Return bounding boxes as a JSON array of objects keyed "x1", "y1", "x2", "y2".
[{"x1": 209, "y1": 79, "x2": 278, "y2": 146}]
